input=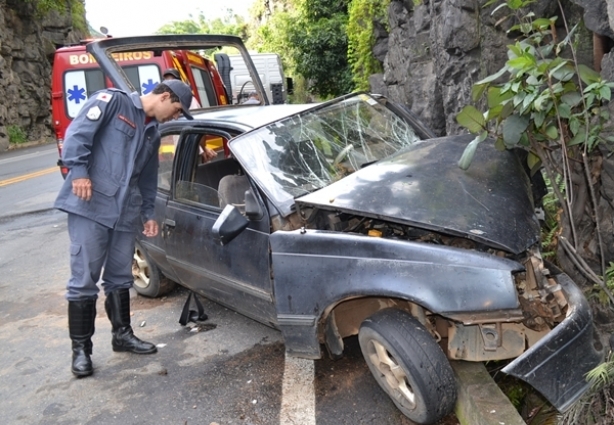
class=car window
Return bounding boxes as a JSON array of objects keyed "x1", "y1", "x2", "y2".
[
  {"x1": 231, "y1": 93, "x2": 424, "y2": 215},
  {"x1": 190, "y1": 66, "x2": 217, "y2": 107},
  {"x1": 173, "y1": 132, "x2": 239, "y2": 210}
]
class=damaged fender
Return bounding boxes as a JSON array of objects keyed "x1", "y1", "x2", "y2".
[{"x1": 271, "y1": 229, "x2": 525, "y2": 358}]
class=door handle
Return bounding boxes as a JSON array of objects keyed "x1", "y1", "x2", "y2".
[{"x1": 164, "y1": 218, "x2": 176, "y2": 228}]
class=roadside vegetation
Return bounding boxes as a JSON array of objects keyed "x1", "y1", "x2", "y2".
[
  {"x1": 7, "y1": 125, "x2": 27, "y2": 145},
  {"x1": 151, "y1": 0, "x2": 386, "y2": 102},
  {"x1": 27, "y1": 0, "x2": 86, "y2": 32}
]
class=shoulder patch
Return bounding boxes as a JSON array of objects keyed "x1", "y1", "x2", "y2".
[
  {"x1": 86, "y1": 106, "x2": 102, "y2": 121},
  {"x1": 96, "y1": 92, "x2": 113, "y2": 103}
]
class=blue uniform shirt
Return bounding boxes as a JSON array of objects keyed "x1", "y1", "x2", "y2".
[{"x1": 54, "y1": 88, "x2": 161, "y2": 232}]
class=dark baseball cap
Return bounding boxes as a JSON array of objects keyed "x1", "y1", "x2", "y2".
[
  {"x1": 160, "y1": 79, "x2": 194, "y2": 120},
  {"x1": 162, "y1": 68, "x2": 180, "y2": 80}
]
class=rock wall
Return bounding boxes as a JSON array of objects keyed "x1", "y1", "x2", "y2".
[
  {"x1": 372, "y1": 0, "x2": 614, "y2": 286},
  {"x1": 372, "y1": 0, "x2": 592, "y2": 137},
  {"x1": 0, "y1": 0, "x2": 86, "y2": 151}
]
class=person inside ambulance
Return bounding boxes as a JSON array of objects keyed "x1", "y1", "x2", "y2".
[
  {"x1": 241, "y1": 91, "x2": 261, "y2": 105},
  {"x1": 163, "y1": 68, "x2": 217, "y2": 163}
]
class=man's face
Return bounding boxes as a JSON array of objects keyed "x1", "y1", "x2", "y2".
[{"x1": 155, "y1": 93, "x2": 183, "y2": 123}]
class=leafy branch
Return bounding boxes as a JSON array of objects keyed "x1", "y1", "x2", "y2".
[{"x1": 455, "y1": 0, "x2": 614, "y2": 301}]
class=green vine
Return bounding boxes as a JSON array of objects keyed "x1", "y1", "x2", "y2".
[
  {"x1": 25, "y1": 0, "x2": 87, "y2": 33},
  {"x1": 540, "y1": 173, "x2": 564, "y2": 258},
  {"x1": 70, "y1": 0, "x2": 86, "y2": 33},
  {"x1": 347, "y1": 0, "x2": 390, "y2": 91}
]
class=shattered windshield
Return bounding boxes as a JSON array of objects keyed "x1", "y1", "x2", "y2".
[{"x1": 231, "y1": 93, "x2": 424, "y2": 215}]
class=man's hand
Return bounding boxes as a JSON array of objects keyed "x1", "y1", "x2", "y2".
[
  {"x1": 202, "y1": 147, "x2": 217, "y2": 163},
  {"x1": 72, "y1": 178, "x2": 92, "y2": 201},
  {"x1": 142, "y1": 220, "x2": 159, "y2": 238}
]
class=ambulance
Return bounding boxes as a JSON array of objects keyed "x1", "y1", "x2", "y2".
[{"x1": 51, "y1": 41, "x2": 229, "y2": 178}]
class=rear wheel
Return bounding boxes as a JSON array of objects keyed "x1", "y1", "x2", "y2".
[
  {"x1": 358, "y1": 308, "x2": 456, "y2": 424},
  {"x1": 132, "y1": 241, "x2": 176, "y2": 298}
]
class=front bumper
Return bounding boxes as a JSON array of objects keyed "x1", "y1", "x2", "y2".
[{"x1": 502, "y1": 272, "x2": 604, "y2": 411}]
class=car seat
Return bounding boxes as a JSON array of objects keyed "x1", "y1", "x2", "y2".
[{"x1": 218, "y1": 173, "x2": 251, "y2": 214}]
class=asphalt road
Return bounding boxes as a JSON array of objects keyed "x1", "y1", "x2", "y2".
[{"x1": 0, "y1": 143, "x2": 459, "y2": 425}]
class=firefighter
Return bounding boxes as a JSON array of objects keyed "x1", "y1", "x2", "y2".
[{"x1": 54, "y1": 79, "x2": 194, "y2": 377}]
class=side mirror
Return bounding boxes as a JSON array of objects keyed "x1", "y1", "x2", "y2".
[
  {"x1": 212, "y1": 205, "x2": 249, "y2": 246},
  {"x1": 244, "y1": 189, "x2": 263, "y2": 221},
  {"x1": 286, "y1": 77, "x2": 294, "y2": 95}
]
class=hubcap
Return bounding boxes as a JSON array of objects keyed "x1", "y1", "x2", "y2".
[
  {"x1": 132, "y1": 248, "x2": 150, "y2": 289},
  {"x1": 367, "y1": 339, "x2": 416, "y2": 410}
]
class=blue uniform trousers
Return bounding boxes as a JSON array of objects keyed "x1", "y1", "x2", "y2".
[{"x1": 66, "y1": 213, "x2": 136, "y2": 301}]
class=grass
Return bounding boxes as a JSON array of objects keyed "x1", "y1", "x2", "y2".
[{"x1": 7, "y1": 125, "x2": 27, "y2": 145}]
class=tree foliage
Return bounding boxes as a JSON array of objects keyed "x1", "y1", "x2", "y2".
[
  {"x1": 347, "y1": 0, "x2": 389, "y2": 91},
  {"x1": 456, "y1": 4, "x2": 613, "y2": 170},
  {"x1": 156, "y1": 10, "x2": 249, "y2": 41},
  {"x1": 287, "y1": 0, "x2": 354, "y2": 98},
  {"x1": 248, "y1": 3, "x2": 296, "y2": 68},
  {"x1": 147, "y1": 0, "x2": 363, "y2": 99}
]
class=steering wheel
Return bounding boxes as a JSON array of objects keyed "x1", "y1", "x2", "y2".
[{"x1": 237, "y1": 81, "x2": 252, "y2": 104}]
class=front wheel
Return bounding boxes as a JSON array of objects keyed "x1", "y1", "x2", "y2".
[
  {"x1": 358, "y1": 308, "x2": 456, "y2": 424},
  {"x1": 132, "y1": 241, "x2": 176, "y2": 298}
]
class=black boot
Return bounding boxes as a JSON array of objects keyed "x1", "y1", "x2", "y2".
[
  {"x1": 68, "y1": 299, "x2": 96, "y2": 377},
  {"x1": 105, "y1": 289, "x2": 157, "y2": 354}
]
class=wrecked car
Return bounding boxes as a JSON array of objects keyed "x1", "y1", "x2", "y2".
[{"x1": 87, "y1": 35, "x2": 604, "y2": 424}]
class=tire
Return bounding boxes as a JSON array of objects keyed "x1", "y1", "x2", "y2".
[
  {"x1": 132, "y1": 241, "x2": 176, "y2": 298},
  {"x1": 358, "y1": 308, "x2": 456, "y2": 424}
]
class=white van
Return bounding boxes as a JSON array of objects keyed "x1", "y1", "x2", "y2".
[{"x1": 227, "y1": 53, "x2": 287, "y2": 104}]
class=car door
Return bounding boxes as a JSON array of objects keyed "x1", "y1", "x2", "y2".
[
  {"x1": 163, "y1": 127, "x2": 277, "y2": 326},
  {"x1": 134, "y1": 128, "x2": 181, "y2": 282}
]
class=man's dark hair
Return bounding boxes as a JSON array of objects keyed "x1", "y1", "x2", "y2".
[{"x1": 152, "y1": 83, "x2": 180, "y2": 103}]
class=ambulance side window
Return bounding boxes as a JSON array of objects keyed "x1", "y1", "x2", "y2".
[
  {"x1": 64, "y1": 69, "x2": 105, "y2": 118},
  {"x1": 121, "y1": 65, "x2": 161, "y2": 95},
  {"x1": 190, "y1": 66, "x2": 217, "y2": 108}
]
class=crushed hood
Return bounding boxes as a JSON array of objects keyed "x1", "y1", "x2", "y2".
[{"x1": 295, "y1": 134, "x2": 541, "y2": 254}]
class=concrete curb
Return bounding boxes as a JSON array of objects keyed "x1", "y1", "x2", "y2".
[{"x1": 451, "y1": 361, "x2": 526, "y2": 425}]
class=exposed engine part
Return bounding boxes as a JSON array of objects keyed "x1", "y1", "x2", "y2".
[
  {"x1": 480, "y1": 323, "x2": 502, "y2": 351},
  {"x1": 271, "y1": 211, "x2": 304, "y2": 232},
  {"x1": 448, "y1": 322, "x2": 526, "y2": 361},
  {"x1": 515, "y1": 252, "x2": 568, "y2": 331},
  {"x1": 303, "y1": 209, "x2": 504, "y2": 255}
]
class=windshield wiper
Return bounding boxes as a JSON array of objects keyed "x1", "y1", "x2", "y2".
[{"x1": 360, "y1": 160, "x2": 378, "y2": 168}]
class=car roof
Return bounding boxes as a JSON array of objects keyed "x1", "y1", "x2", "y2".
[{"x1": 165, "y1": 104, "x2": 318, "y2": 131}]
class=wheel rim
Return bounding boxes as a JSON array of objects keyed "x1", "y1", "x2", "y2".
[
  {"x1": 132, "y1": 248, "x2": 150, "y2": 289},
  {"x1": 366, "y1": 338, "x2": 416, "y2": 410}
]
